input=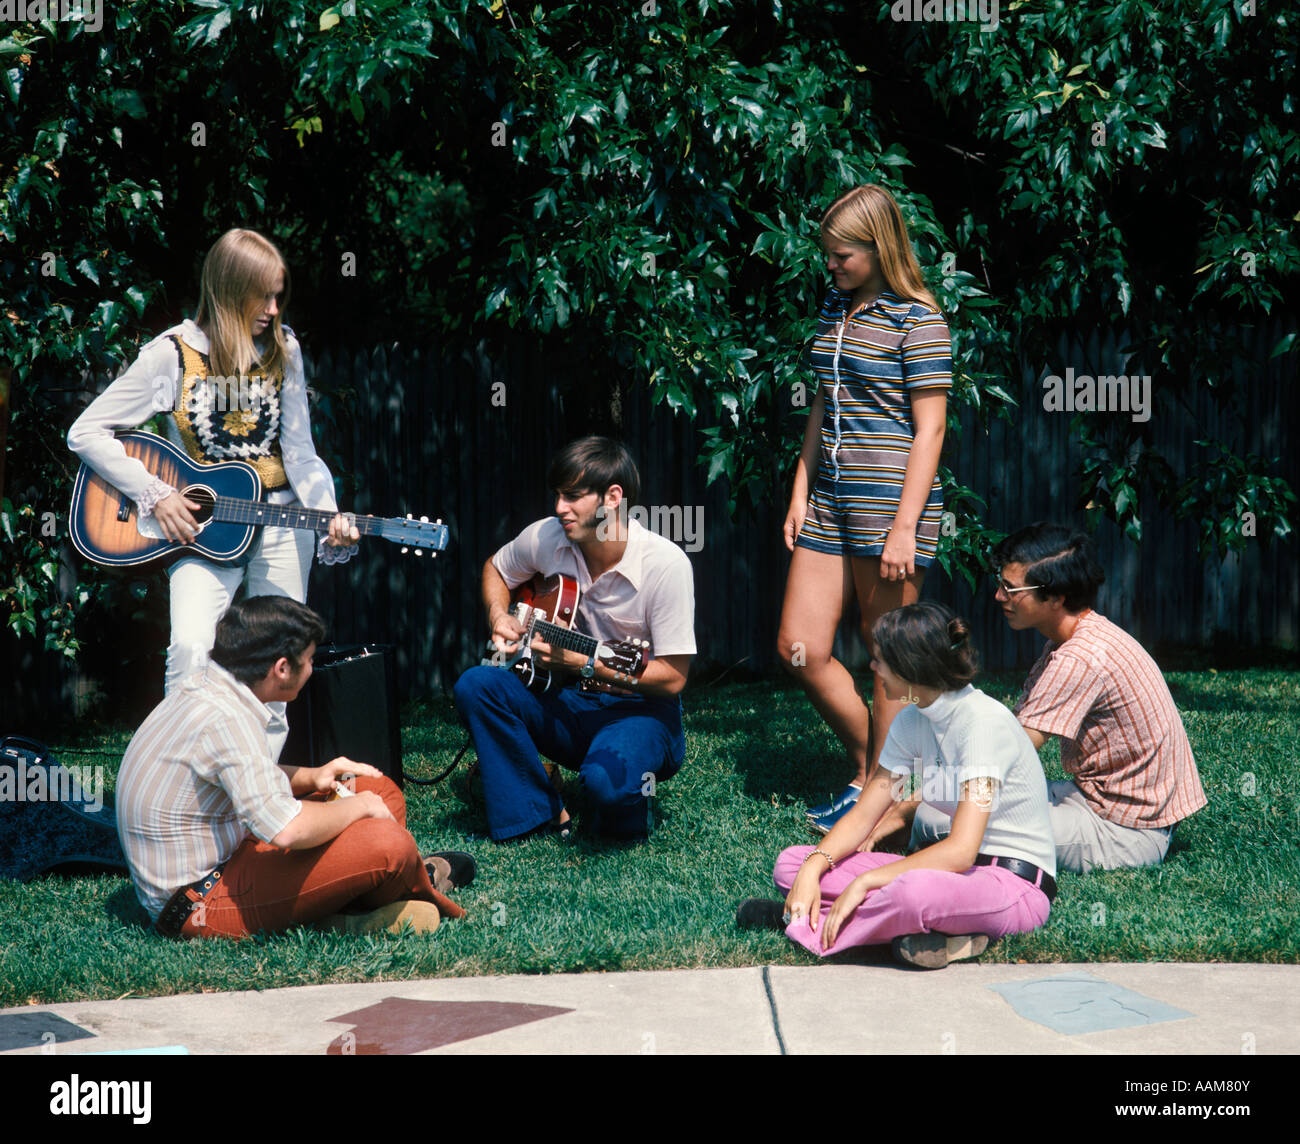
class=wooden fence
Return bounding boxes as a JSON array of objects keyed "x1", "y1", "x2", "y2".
[
  {"x1": 5, "y1": 319, "x2": 1297, "y2": 724},
  {"x1": 304, "y1": 320, "x2": 1298, "y2": 697}
]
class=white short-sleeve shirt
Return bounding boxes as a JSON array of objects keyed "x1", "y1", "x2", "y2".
[
  {"x1": 492, "y1": 517, "x2": 696, "y2": 657},
  {"x1": 879, "y1": 684, "x2": 1056, "y2": 877}
]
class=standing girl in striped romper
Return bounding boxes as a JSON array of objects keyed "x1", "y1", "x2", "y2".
[{"x1": 777, "y1": 185, "x2": 952, "y2": 838}]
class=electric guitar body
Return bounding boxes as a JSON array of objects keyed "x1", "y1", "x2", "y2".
[{"x1": 482, "y1": 572, "x2": 650, "y2": 695}]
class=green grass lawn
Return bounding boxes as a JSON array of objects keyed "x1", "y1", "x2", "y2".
[{"x1": 2, "y1": 669, "x2": 1297, "y2": 1006}]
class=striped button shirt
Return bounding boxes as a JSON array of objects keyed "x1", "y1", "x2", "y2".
[
  {"x1": 809, "y1": 288, "x2": 952, "y2": 486},
  {"x1": 1014, "y1": 611, "x2": 1206, "y2": 829},
  {"x1": 115, "y1": 662, "x2": 302, "y2": 922}
]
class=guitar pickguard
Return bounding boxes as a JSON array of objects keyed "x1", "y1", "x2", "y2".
[
  {"x1": 135, "y1": 513, "x2": 164, "y2": 540},
  {"x1": 135, "y1": 514, "x2": 212, "y2": 541}
]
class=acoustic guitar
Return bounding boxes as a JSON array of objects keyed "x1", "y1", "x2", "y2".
[
  {"x1": 481, "y1": 572, "x2": 651, "y2": 694},
  {"x1": 68, "y1": 430, "x2": 448, "y2": 566}
]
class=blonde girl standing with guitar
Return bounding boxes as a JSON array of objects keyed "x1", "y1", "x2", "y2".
[
  {"x1": 777, "y1": 186, "x2": 951, "y2": 839},
  {"x1": 68, "y1": 229, "x2": 359, "y2": 717}
]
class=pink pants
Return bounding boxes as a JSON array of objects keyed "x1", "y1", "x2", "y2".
[{"x1": 773, "y1": 846, "x2": 1051, "y2": 958}]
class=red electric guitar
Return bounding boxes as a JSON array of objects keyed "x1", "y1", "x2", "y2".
[{"x1": 481, "y1": 572, "x2": 651, "y2": 694}]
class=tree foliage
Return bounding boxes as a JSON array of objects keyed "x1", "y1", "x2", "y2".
[{"x1": 1, "y1": 0, "x2": 1295, "y2": 660}]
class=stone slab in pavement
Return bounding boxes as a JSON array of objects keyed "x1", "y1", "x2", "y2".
[
  {"x1": 0, "y1": 962, "x2": 1294, "y2": 1056},
  {"x1": 767, "y1": 962, "x2": 1298, "y2": 1055}
]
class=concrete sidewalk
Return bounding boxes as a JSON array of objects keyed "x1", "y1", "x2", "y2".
[{"x1": 1, "y1": 962, "x2": 1295, "y2": 1055}]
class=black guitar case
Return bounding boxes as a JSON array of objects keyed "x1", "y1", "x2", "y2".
[{"x1": 0, "y1": 736, "x2": 129, "y2": 880}]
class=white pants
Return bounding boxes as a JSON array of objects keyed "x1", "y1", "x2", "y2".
[{"x1": 166, "y1": 496, "x2": 316, "y2": 759}]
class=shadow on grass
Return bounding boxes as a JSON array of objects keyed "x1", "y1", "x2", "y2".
[
  {"x1": 683, "y1": 682, "x2": 853, "y2": 807},
  {"x1": 105, "y1": 882, "x2": 152, "y2": 931},
  {"x1": 1166, "y1": 676, "x2": 1297, "y2": 715}
]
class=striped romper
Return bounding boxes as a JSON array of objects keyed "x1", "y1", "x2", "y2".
[{"x1": 795, "y1": 288, "x2": 952, "y2": 566}]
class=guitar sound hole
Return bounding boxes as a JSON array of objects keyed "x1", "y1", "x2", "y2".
[{"x1": 182, "y1": 485, "x2": 216, "y2": 526}]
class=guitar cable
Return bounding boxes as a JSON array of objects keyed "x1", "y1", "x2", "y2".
[{"x1": 403, "y1": 736, "x2": 473, "y2": 786}]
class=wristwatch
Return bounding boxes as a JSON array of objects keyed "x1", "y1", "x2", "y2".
[{"x1": 580, "y1": 653, "x2": 597, "y2": 679}]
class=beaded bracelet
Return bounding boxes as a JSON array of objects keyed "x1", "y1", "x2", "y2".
[{"x1": 802, "y1": 847, "x2": 836, "y2": 869}]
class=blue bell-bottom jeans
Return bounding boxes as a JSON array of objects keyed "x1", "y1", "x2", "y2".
[{"x1": 453, "y1": 666, "x2": 685, "y2": 841}]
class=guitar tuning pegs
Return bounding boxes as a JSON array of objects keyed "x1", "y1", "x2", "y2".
[
  {"x1": 414, "y1": 549, "x2": 423, "y2": 557},
  {"x1": 420, "y1": 515, "x2": 428, "y2": 522},
  {"x1": 401, "y1": 546, "x2": 408, "y2": 554}
]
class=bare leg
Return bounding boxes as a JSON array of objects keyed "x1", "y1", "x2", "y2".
[
  {"x1": 777, "y1": 546, "x2": 871, "y2": 785},
  {"x1": 851, "y1": 557, "x2": 925, "y2": 767},
  {"x1": 851, "y1": 558, "x2": 925, "y2": 845}
]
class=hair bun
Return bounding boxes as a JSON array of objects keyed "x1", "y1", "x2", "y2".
[{"x1": 947, "y1": 617, "x2": 970, "y2": 650}]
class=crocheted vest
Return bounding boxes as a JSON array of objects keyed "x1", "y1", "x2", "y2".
[{"x1": 170, "y1": 336, "x2": 288, "y2": 490}]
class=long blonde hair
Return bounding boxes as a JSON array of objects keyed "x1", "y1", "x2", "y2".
[
  {"x1": 194, "y1": 229, "x2": 292, "y2": 378},
  {"x1": 820, "y1": 186, "x2": 940, "y2": 313}
]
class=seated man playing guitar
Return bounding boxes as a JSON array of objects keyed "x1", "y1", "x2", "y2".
[{"x1": 454, "y1": 437, "x2": 696, "y2": 842}]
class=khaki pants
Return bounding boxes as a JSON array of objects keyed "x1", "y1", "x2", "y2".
[{"x1": 911, "y1": 780, "x2": 1174, "y2": 874}]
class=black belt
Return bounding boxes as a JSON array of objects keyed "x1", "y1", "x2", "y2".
[
  {"x1": 155, "y1": 865, "x2": 225, "y2": 938},
  {"x1": 974, "y1": 854, "x2": 1056, "y2": 903}
]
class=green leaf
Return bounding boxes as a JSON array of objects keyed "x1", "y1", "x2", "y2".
[{"x1": 706, "y1": 446, "x2": 730, "y2": 485}]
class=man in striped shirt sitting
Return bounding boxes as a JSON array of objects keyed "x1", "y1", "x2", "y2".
[
  {"x1": 116, "y1": 596, "x2": 469, "y2": 938},
  {"x1": 914, "y1": 522, "x2": 1206, "y2": 873}
]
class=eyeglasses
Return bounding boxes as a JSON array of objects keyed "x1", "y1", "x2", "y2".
[{"x1": 993, "y1": 572, "x2": 1039, "y2": 596}]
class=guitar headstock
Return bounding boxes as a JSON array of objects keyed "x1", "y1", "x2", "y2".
[
  {"x1": 596, "y1": 637, "x2": 651, "y2": 680},
  {"x1": 381, "y1": 514, "x2": 449, "y2": 556}
]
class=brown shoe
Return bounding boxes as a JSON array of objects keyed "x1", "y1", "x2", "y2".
[
  {"x1": 891, "y1": 932, "x2": 989, "y2": 969},
  {"x1": 324, "y1": 899, "x2": 441, "y2": 936},
  {"x1": 423, "y1": 851, "x2": 477, "y2": 894}
]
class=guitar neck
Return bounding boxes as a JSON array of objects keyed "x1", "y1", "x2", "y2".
[
  {"x1": 212, "y1": 498, "x2": 387, "y2": 536},
  {"x1": 531, "y1": 619, "x2": 599, "y2": 656}
]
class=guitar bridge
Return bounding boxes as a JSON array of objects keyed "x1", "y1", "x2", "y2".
[{"x1": 116, "y1": 496, "x2": 131, "y2": 523}]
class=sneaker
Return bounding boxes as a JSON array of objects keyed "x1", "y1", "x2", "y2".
[
  {"x1": 735, "y1": 898, "x2": 787, "y2": 930},
  {"x1": 808, "y1": 797, "x2": 858, "y2": 835},
  {"x1": 324, "y1": 899, "x2": 441, "y2": 936},
  {"x1": 891, "y1": 932, "x2": 989, "y2": 969},
  {"x1": 807, "y1": 783, "x2": 862, "y2": 821},
  {"x1": 423, "y1": 851, "x2": 477, "y2": 893}
]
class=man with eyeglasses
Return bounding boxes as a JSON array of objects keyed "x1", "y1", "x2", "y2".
[{"x1": 912, "y1": 521, "x2": 1206, "y2": 873}]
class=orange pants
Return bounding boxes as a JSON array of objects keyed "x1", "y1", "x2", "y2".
[{"x1": 179, "y1": 775, "x2": 463, "y2": 938}]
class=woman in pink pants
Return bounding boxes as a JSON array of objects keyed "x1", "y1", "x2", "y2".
[{"x1": 741, "y1": 602, "x2": 1056, "y2": 968}]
